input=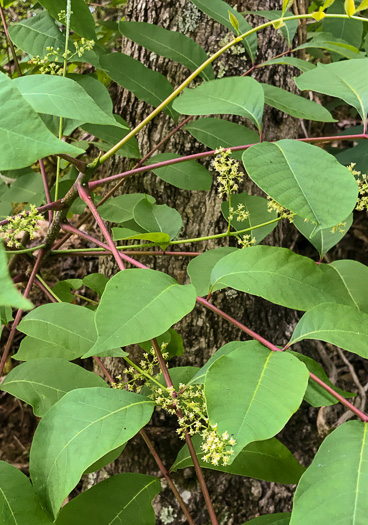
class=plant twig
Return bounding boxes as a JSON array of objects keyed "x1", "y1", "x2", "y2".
[{"x1": 0, "y1": 5, "x2": 21, "y2": 77}]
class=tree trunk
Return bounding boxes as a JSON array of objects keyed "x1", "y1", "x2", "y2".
[{"x1": 91, "y1": 2, "x2": 337, "y2": 523}]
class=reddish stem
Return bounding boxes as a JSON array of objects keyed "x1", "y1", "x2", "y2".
[
  {"x1": 0, "y1": 250, "x2": 43, "y2": 375},
  {"x1": 51, "y1": 249, "x2": 202, "y2": 257},
  {"x1": 34, "y1": 277, "x2": 57, "y2": 303},
  {"x1": 77, "y1": 183, "x2": 125, "y2": 271},
  {"x1": 89, "y1": 133, "x2": 368, "y2": 191}
]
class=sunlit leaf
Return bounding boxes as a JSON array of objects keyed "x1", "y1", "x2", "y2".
[{"x1": 0, "y1": 240, "x2": 32, "y2": 310}]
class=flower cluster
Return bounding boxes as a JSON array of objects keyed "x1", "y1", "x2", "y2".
[
  {"x1": 29, "y1": 39, "x2": 95, "y2": 75},
  {"x1": 0, "y1": 205, "x2": 43, "y2": 248},
  {"x1": 331, "y1": 221, "x2": 347, "y2": 234},
  {"x1": 348, "y1": 163, "x2": 368, "y2": 212},
  {"x1": 267, "y1": 197, "x2": 295, "y2": 222},
  {"x1": 201, "y1": 424, "x2": 236, "y2": 466},
  {"x1": 112, "y1": 344, "x2": 169, "y2": 393},
  {"x1": 236, "y1": 234, "x2": 256, "y2": 249},
  {"x1": 152, "y1": 382, "x2": 236, "y2": 466},
  {"x1": 228, "y1": 203, "x2": 250, "y2": 223},
  {"x1": 212, "y1": 148, "x2": 243, "y2": 196}
]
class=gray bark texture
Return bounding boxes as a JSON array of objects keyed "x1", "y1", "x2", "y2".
[{"x1": 87, "y1": 1, "x2": 366, "y2": 523}]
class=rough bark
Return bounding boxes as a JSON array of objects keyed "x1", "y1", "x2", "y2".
[{"x1": 88, "y1": 2, "x2": 360, "y2": 523}]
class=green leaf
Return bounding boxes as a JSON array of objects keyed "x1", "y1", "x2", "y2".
[
  {"x1": 83, "y1": 273, "x2": 109, "y2": 296},
  {"x1": 30, "y1": 388, "x2": 154, "y2": 519},
  {"x1": 9, "y1": 11, "x2": 67, "y2": 59},
  {"x1": 38, "y1": 0, "x2": 97, "y2": 40},
  {"x1": 17, "y1": 303, "x2": 100, "y2": 359},
  {"x1": 262, "y1": 56, "x2": 316, "y2": 72},
  {"x1": 0, "y1": 358, "x2": 108, "y2": 417},
  {"x1": 189, "y1": 0, "x2": 257, "y2": 61},
  {"x1": 295, "y1": 33, "x2": 362, "y2": 59},
  {"x1": 221, "y1": 192, "x2": 278, "y2": 244},
  {"x1": 295, "y1": 59, "x2": 368, "y2": 126},
  {"x1": 13, "y1": 337, "x2": 79, "y2": 362},
  {"x1": 173, "y1": 77, "x2": 264, "y2": 131},
  {"x1": 288, "y1": 351, "x2": 356, "y2": 407},
  {"x1": 187, "y1": 247, "x2": 238, "y2": 297},
  {"x1": 0, "y1": 461, "x2": 52, "y2": 525},
  {"x1": 189, "y1": 341, "x2": 262, "y2": 385},
  {"x1": 1, "y1": 170, "x2": 44, "y2": 205},
  {"x1": 98, "y1": 194, "x2": 155, "y2": 224},
  {"x1": 357, "y1": 0, "x2": 368, "y2": 12},
  {"x1": 55, "y1": 473, "x2": 160, "y2": 525},
  {"x1": 322, "y1": 1, "x2": 363, "y2": 48},
  {"x1": 329, "y1": 259, "x2": 368, "y2": 313},
  {"x1": 83, "y1": 116, "x2": 140, "y2": 159},
  {"x1": 86, "y1": 269, "x2": 197, "y2": 356},
  {"x1": 133, "y1": 199, "x2": 182, "y2": 240},
  {"x1": 145, "y1": 153, "x2": 212, "y2": 191},
  {"x1": 8, "y1": 11, "x2": 99, "y2": 66},
  {"x1": 52, "y1": 279, "x2": 83, "y2": 303},
  {"x1": 288, "y1": 302, "x2": 368, "y2": 358},
  {"x1": 172, "y1": 434, "x2": 304, "y2": 484},
  {"x1": 0, "y1": 240, "x2": 33, "y2": 310},
  {"x1": 210, "y1": 246, "x2": 357, "y2": 311},
  {"x1": 262, "y1": 84, "x2": 336, "y2": 122},
  {"x1": 205, "y1": 345, "x2": 309, "y2": 459},
  {"x1": 83, "y1": 445, "x2": 125, "y2": 475},
  {"x1": 245, "y1": 514, "x2": 290, "y2": 525},
  {"x1": 0, "y1": 72, "x2": 83, "y2": 170},
  {"x1": 290, "y1": 421, "x2": 368, "y2": 525},
  {"x1": 112, "y1": 229, "x2": 170, "y2": 246},
  {"x1": 242, "y1": 140, "x2": 358, "y2": 231},
  {"x1": 13, "y1": 76, "x2": 116, "y2": 126},
  {"x1": 99, "y1": 53, "x2": 178, "y2": 121},
  {"x1": 119, "y1": 21, "x2": 214, "y2": 81},
  {"x1": 184, "y1": 118, "x2": 260, "y2": 160},
  {"x1": 293, "y1": 214, "x2": 353, "y2": 259}
]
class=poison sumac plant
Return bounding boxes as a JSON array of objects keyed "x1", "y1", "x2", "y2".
[{"x1": 0, "y1": 0, "x2": 368, "y2": 523}]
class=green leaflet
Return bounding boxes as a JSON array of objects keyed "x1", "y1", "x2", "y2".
[
  {"x1": 1, "y1": 170, "x2": 45, "y2": 205},
  {"x1": 172, "y1": 434, "x2": 305, "y2": 484},
  {"x1": 262, "y1": 84, "x2": 336, "y2": 122},
  {"x1": 295, "y1": 32, "x2": 363, "y2": 60},
  {"x1": 288, "y1": 302, "x2": 368, "y2": 358},
  {"x1": 30, "y1": 388, "x2": 155, "y2": 519},
  {"x1": 0, "y1": 240, "x2": 33, "y2": 310},
  {"x1": 187, "y1": 247, "x2": 238, "y2": 297},
  {"x1": 242, "y1": 140, "x2": 358, "y2": 231},
  {"x1": 13, "y1": 75, "x2": 117, "y2": 125},
  {"x1": 329, "y1": 259, "x2": 368, "y2": 313},
  {"x1": 295, "y1": 59, "x2": 368, "y2": 125},
  {"x1": 290, "y1": 421, "x2": 368, "y2": 524},
  {"x1": 0, "y1": 461, "x2": 52, "y2": 525},
  {"x1": 17, "y1": 303, "x2": 99, "y2": 359},
  {"x1": 145, "y1": 153, "x2": 212, "y2": 191},
  {"x1": 205, "y1": 346, "x2": 309, "y2": 460},
  {"x1": 87, "y1": 269, "x2": 197, "y2": 356},
  {"x1": 8, "y1": 11, "x2": 99, "y2": 66},
  {"x1": 82, "y1": 116, "x2": 140, "y2": 159},
  {"x1": 119, "y1": 21, "x2": 214, "y2": 81},
  {"x1": 99, "y1": 53, "x2": 178, "y2": 121},
  {"x1": 293, "y1": 213, "x2": 353, "y2": 259},
  {"x1": 55, "y1": 473, "x2": 160, "y2": 525},
  {"x1": 322, "y1": 0, "x2": 363, "y2": 48},
  {"x1": 189, "y1": 0, "x2": 257, "y2": 61},
  {"x1": 0, "y1": 358, "x2": 108, "y2": 417},
  {"x1": 98, "y1": 194, "x2": 155, "y2": 224},
  {"x1": 210, "y1": 246, "x2": 358, "y2": 311},
  {"x1": 184, "y1": 118, "x2": 260, "y2": 160},
  {"x1": 173, "y1": 77, "x2": 265, "y2": 131},
  {"x1": 261, "y1": 56, "x2": 316, "y2": 72},
  {"x1": 0, "y1": 72, "x2": 83, "y2": 170},
  {"x1": 133, "y1": 200, "x2": 182, "y2": 240},
  {"x1": 83, "y1": 446, "x2": 125, "y2": 475},
  {"x1": 245, "y1": 514, "x2": 291, "y2": 525}
]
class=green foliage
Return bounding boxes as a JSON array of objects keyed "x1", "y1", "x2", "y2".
[{"x1": 1, "y1": 2, "x2": 368, "y2": 523}]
